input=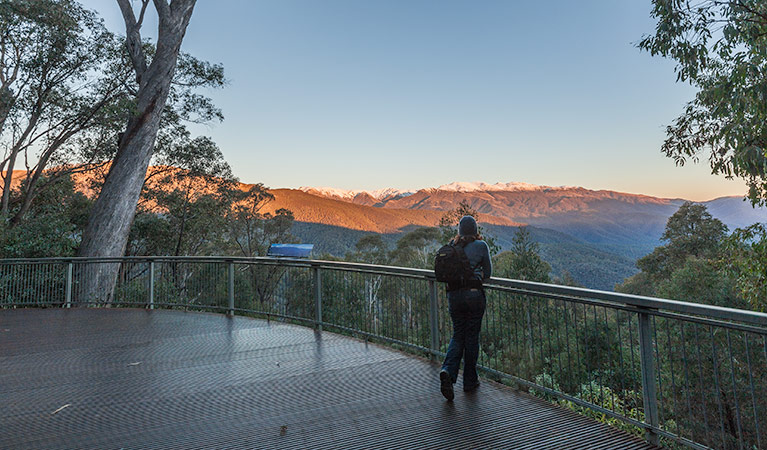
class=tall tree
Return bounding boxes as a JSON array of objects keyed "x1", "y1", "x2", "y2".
[
  {"x1": 389, "y1": 227, "x2": 441, "y2": 269},
  {"x1": 0, "y1": 0, "x2": 127, "y2": 220},
  {"x1": 636, "y1": 201, "x2": 727, "y2": 283},
  {"x1": 131, "y1": 137, "x2": 235, "y2": 256},
  {"x1": 348, "y1": 234, "x2": 390, "y2": 265},
  {"x1": 223, "y1": 184, "x2": 297, "y2": 259},
  {"x1": 618, "y1": 202, "x2": 731, "y2": 301},
  {"x1": 640, "y1": 1, "x2": 767, "y2": 204},
  {"x1": 0, "y1": 1, "x2": 223, "y2": 229},
  {"x1": 221, "y1": 184, "x2": 297, "y2": 305},
  {"x1": 493, "y1": 227, "x2": 551, "y2": 282},
  {"x1": 77, "y1": 0, "x2": 197, "y2": 303}
]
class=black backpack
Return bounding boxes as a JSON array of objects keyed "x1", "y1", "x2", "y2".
[{"x1": 434, "y1": 242, "x2": 474, "y2": 288}]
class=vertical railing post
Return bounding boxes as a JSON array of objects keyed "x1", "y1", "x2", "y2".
[
  {"x1": 638, "y1": 308, "x2": 660, "y2": 446},
  {"x1": 148, "y1": 260, "x2": 155, "y2": 310},
  {"x1": 228, "y1": 260, "x2": 235, "y2": 316},
  {"x1": 64, "y1": 261, "x2": 73, "y2": 308},
  {"x1": 313, "y1": 265, "x2": 322, "y2": 331},
  {"x1": 428, "y1": 280, "x2": 439, "y2": 358}
]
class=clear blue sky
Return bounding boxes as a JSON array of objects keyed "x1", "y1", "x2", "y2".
[{"x1": 81, "y1": 0, "x2": 748, "y2": 201}]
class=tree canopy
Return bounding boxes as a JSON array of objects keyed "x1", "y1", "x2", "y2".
[
  {"x1": 637, "y1": 201, "x2": 728, "y2": 279},
  {"x1": 0, "y1": 0, "x2": 125, "y2": 220},
  {"x1": 640, "y1": 1, "x2": 767, "y2": 204},
  {"x1": 493, "y1": 227, "x2": 551, "y2": 283},
  {"x1": 616, "y1": 202, "x2": 758, "y2": 311},
  {"x1": 0, "y1": 0, "x2": 224, "y2": 231},
  {"x1": 723, "y1": 223, "x2": 767, "y2": 311}
]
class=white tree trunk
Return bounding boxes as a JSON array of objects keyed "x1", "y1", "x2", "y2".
[{"x1": 76, "y1": 0, "x2": 196, "y2": 304}]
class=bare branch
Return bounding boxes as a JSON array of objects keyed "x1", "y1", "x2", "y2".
[
  {"x1": 136, "y1": 0, "x2": 150, "y2": 29},
  {"x1": 116, "y1": 0, "x2": 147, "y2": 82}
]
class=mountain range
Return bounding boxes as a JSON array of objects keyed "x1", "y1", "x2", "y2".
[
  {"x1": 264, "y1": 181, "x2": 767, "y2": 290},
  {"x1": 283, "y1": 181, "x2": 765, "y2": 244},
  {"x1": 12, "y1": 165, "x2": 764, "y2": 290}
]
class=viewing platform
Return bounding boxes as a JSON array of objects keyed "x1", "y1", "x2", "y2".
[
  {"x1": 2, "y1": 256, "x2": 766, "y2": 449},
  {"x1": 1, "y1": 308, "x2": 657, "y2": 449}
]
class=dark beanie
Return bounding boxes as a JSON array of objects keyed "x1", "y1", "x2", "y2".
[{"x1": 458, "y1": 215, "x2": 478, "y2": 236}]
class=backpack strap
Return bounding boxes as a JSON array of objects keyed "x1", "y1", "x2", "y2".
[{"x1": 447, "y1": 242, "x2": 477, "y2": 292}]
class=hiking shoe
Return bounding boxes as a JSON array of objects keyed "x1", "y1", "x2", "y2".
[{"x1": 440, "y1": 370, "x2": 454, "y2": 401}]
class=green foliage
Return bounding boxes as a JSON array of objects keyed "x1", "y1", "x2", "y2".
[
  {"x1": 127, "y1": 212, "x2": 172, "y2": 257},
  {"x1": 580, "y1": 322, "x2": 619, "y2": 374},
  {"x1": 723, "y1": 223, "x2": 767, "y2": 311},
  {"x1": 0, "y1": 0, "x2": 128, "y2": 221},
  {"x1": 565, "y1": 382, "x2": 646, "y2": 441},
  {"x1": 493, "y1": 227, "x2": 551, "y2": 282},
  {"x1": 552, "y1": 270, "x2": 582, "y2": 287},
  {"x1": 615, "y1": 271, "x2": 655, "y2": 296},
  {"x1": 617, "y1": 200, "x2": 765, "y2": 319},
  {"x1": 0, "y1": 175, "x2": 89, "y2": 257},
  {"x1": 483, "y1": 224, "x2": 638, "y2": 290},
  {"x1": 639, "y1": 1, "x2": 767, "y2": 204},
  {"x1": 349, "y1": 234, "x2": 390, "y2": 264},
  {"x1": 0, "y1": 0, "x2": 227, "y2": 228},
  {"x1": 0, "y1": 214, "x2": 76, "y2": 258},
  {"x1": 389, "y1": 227, "x2": 441, "y2": 269},
  {"x1": 223, "y1": 184, "x2": 298, "y2": 258},
  {"x1": 625, "y1": 202, "x2": 729, "y2": 297},
  {"x1": 346, "y1": 227, "x2": 442, "y2": 269},
  {"x1": 129, "y1": 137, "x2": 237, "y2": 257},
  {"x1": 660, "y1": 202, "x2": 728, "y2": 259},
  {"x1": 657, "y1": 256, "x2": 741, "y2": 308}
]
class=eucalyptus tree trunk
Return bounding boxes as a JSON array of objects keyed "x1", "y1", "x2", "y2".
[{"x1": 76, "y1": 0, "x2": 196, "y2": 304}]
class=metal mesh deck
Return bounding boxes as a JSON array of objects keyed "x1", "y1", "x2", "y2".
[{"x1": 0, "y1": 309, "x2": 658, "y2": 449}]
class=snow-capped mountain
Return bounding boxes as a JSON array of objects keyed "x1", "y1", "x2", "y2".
[
  {"x1": 264, "y1": 179, "x2": 767, "y2": 290},
  {"x1": 300, "y1": 181, "x2": 578, "y2": 200},
  {"x1": 298, "y1": 186, "x2": 360, "y2": 200},
  {"x1": 298, "y1": 186, "x2": 414, "y2": 201},
  {"x1": 292, "y1": 181, "x2": 767, "y2": 254},
  {"x1": 433, "y1": 181, "x2": 570, "y2": 192}
]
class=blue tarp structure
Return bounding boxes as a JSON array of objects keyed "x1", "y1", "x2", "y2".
[{"x1": 267, "y1": 244, "x2": 314, "y2": 258}]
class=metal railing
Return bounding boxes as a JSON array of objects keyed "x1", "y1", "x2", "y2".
[{"x1": 1, "y1": 256, "x2": 766, "y2": 450}]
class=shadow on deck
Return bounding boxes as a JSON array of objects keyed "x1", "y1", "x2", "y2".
[{"x1": 1, "y1": 309, "x2": 658, "y2": 449}]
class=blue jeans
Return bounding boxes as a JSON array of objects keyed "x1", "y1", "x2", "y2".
[{"x1": 441, "y1": 288, "x2": 486, "y2": 387}]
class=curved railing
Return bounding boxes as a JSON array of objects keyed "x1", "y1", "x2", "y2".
[{"x1": 2, "y1": 256, "x2": 766, "y2": 450}]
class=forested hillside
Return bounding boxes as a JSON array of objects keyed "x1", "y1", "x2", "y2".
[
  {"x1": 290, "y1": 219, "x2": 638, "y2": 290},
  {"x1": 8, "y1": 165, "x2": 761, "y2": 291}
]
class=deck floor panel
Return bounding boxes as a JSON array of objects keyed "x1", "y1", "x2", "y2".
[{"x1": 0, "y1": 309, "x2": 658, "y2": 449}]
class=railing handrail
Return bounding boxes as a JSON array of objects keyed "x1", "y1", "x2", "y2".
[{"x1": 3, "y1": 255, "x2": 766, "y2": 328}]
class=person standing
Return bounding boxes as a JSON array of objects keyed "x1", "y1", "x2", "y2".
[{"x1": 440, "y1": 215, "x2": 492, "y2": 401}]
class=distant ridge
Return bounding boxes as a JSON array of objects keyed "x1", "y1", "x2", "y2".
[
  {"x1": 299, "y1": 186, "x2": 413, "y2": 201},
  {"x1": 431, "y1": 181, "x2": 571, "y2": 192},
  {"x1": 298, "y1": 180, "x2": 571, "y2": 202},
  {"x1": 291, "y1": 181, "x2": 767, "y2": 256},
  {"x1": 261, "y1": 188, "x2": 523, "y2": 233}
]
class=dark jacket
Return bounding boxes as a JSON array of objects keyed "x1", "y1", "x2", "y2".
[{"x1": 462, "y1": 239, "x2": 492, "y2": 282}]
